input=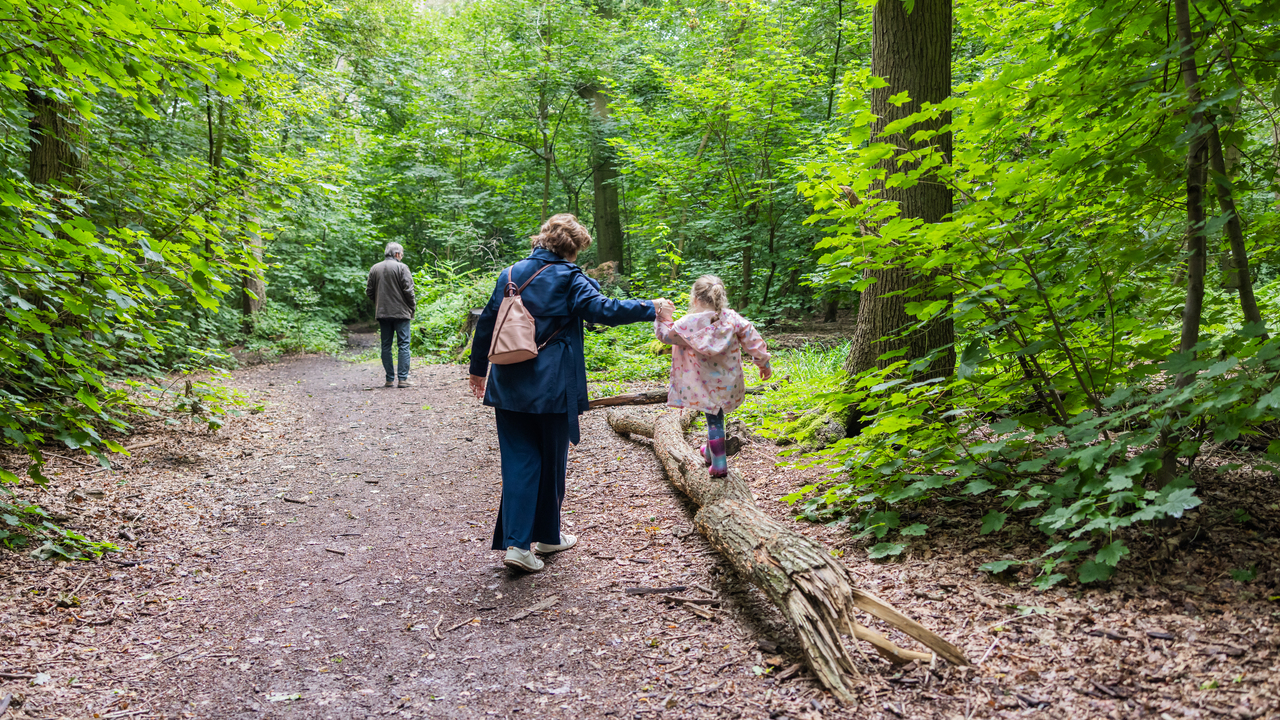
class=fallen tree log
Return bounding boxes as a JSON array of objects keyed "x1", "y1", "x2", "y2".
[
  {"x1": 589, "y1": 383, "x2": 777, "y2": 409},
  {"x1": 606, "y1": 407, "x2": 968, "y2": 702}
]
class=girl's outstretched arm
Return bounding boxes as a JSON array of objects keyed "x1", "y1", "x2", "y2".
[
  {"x1": 736, "y1": 317, "x2": 772, "y2": 378},
  {"x1": 654, "y1": 316, "x2": 691, "y2": 347}
]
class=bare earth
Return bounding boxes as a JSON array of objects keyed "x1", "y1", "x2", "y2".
[{"x1": 0, "y1": 352, "x2": 1277, "y2": 719}]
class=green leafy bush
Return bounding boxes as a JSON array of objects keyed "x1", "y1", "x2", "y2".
[
  {"x1": 244, "y1": 300, "x2": 346, "y2": 357},
  {"x1": 584, "y1": 322, "x2": 671, "y2": 397},
  {"x1": 410, "y1": 260, "x2": 497, "y2": 358},
  {"x1": 0, "y1": 497, "x2": 117, "y2": 559},
  {"x1": 737, "y1": 341, "x2": 849, "y2": 440},
  {"x1": 785, "y1": 17, "x2": 1280, "y2": 585}
]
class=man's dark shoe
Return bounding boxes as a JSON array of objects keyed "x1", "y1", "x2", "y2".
[{"x1": 384, "y1": 380, "x2": 395, "y2": 388}]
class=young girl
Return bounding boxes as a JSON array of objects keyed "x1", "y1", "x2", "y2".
[{"x1": 655, "y1": 275, "x2": 772, "y2": 477}]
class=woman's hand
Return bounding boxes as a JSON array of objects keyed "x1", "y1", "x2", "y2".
[
  {"x1": 652, "y1": 298, "x2": 674, "y2": 321},
  {"x1": 469, "y1": 374, "x2": 486, "y2": 400}
]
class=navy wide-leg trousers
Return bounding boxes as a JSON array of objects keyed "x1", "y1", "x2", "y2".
[{"x1": 489, "y1": 408, "x2": 569, "y2": 551}]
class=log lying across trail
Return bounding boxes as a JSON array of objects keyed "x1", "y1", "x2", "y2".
[
  {"x1": 607, "y1": 408, "x2": 968, "y2": 703},
  {"x1": 588, "y1": 383, "x2": 775, "y2": 409}
]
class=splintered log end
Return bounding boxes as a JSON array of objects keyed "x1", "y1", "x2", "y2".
[{"x1": 851, "y1": 589, "x2": 970, "y2": 667}]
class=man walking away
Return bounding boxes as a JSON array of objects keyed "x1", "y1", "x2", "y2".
[{"x1": 366, "y1": 242, "x2": 416, "y2": 388}]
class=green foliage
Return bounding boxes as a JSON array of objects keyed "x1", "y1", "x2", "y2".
[
  {"x1": 584, "y1": 323, "x2": 671, "y2": 394},
  {"x1": 736, "y1": 341, "x2": 849, "y2": 441},
  {"x1": 0, "y1": 495, "x2": 117, "y2": 560},
  {"x1": 244, "y1": 301, "x2": 346, "y2": 357},
  {"x1": 785, "y1": 0, "x2": 1280, "y2": 585},
  {"x1": 611, "y1": 0, "x2": 851, "y2": 312},
  {"x1": 410, "y1": 261, "x2": 497, "y2": 359},
  {"x1": 1230, "y1": 566, "x2": 1258, "y2": 583}
]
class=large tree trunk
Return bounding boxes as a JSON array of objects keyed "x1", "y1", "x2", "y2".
[
  {"x1": 579, "y1": 88, "x2": 625, "y2": 266},
  {"x1": 27, "y1": 88, "x2": 80, "y2": 185},
  {"x1": 844, "y1": 0, "x2": 954, "y2": 383},
  {"x1": 608, "y1": 408, "x2": 968, "y2": 702}
]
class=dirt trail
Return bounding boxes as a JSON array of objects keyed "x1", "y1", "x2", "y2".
[{"x1": 111, "y1": 357, "x2": 830, "y2": 719}]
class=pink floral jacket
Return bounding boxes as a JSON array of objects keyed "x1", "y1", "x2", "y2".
[{"x1": 655, "y1": 309, "x2": 771, "y2": 414}]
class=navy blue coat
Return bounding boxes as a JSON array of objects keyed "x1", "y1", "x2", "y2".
[{"x1": 469, "y1": 249, "x2": 655, "y2": 443}]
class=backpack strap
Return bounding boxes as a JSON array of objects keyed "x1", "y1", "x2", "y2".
[
  {"x1": 537, "y1": 321, "x2": 567, "y2": 350},
  {"x1": 502, "y1": 262, "x2": 552, "y2": 297}
]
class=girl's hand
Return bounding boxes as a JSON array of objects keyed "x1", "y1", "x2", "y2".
[
  {"x1": 652, "y1": 298, "x2": 674, "y2": 321},
  {"x1": 469, "y1": 374, "x2": 486, "y2": 400},
  {"x1": 758, "y1": 364, "x2": 773, "y2": 381}
]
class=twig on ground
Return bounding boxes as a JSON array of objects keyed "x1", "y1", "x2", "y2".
[
  {"x1": 44, "y1": 451, "x2": 98, "y2": 468},
  {"x1": 507, "y1": 595, "x2": 560, "y2": 622},
  {"x1": 979, "y1": 638, "x2": 1001, "y2": 665},
  {"x1": 444, "y1": 617, "x2": 479, "y2": 633}
]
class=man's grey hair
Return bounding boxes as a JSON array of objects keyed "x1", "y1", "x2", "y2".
[{"x1": 384, "y1": 242, "x2": 404, "y2": 259}]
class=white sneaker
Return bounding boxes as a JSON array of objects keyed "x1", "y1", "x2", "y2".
[
  {"x1": 503, "y1": 546, "x2": 544, "y2": 573},
  {"x1": 533, "y1": 533, "x2": 577, "y2": 554}
]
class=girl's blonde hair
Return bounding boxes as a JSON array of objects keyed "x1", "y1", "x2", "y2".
[{"x1": 690, "y1": 275, "x2": 728, "y2": 315}]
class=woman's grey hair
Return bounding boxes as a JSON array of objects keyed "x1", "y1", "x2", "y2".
[{"x1": 384, "y1": 242, "x2": 404, "y2": 259}]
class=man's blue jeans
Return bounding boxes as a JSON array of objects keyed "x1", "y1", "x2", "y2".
[{"x1": 378, "y1": 318, "x2": 411, "y2": 382}]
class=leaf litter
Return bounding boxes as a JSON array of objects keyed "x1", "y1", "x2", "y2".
[{"x1": 0, "y1": 354, "x2": 1272, "y2": 718}]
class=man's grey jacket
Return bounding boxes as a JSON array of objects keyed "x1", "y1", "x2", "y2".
[{"x1": 366, "y1": 258, "x2": 416, "y2": 320}]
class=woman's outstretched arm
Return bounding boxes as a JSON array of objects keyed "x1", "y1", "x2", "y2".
[{"x1": 566, "y1": 272, "x2": 661, "y2": 326}]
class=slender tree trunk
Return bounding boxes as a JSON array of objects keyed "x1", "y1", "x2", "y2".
[
  {"x1": 1155, "y1": 0, "x2": 1212, "y2": 490},
  {"x1": 826, "y1": 0, "x2": 844, "y2": 121},
  {"x1": 824, "y1": 294, "x2": 840, "y2": 323},
  {"x1": 741, "y1": 242, "x2": 753, "y2": 308},
  {"x1": 1172, "y1": 0, "x2": 1209, "y2": 375},
  {"x1": 206, "y1": 87, "x2": 217, "y2": 170},
  {"x1": 241, "y1": 221, "x2": 266, "y2": 332},
  {"x1": 214, "y1": 96, "x2": 226, "y2": 170},
  {"x1": 1208, "y1": 125, "x2": 1266, "y2": 337},
  {"x1": 542, "y1": 156, "x2": 551, "y2": 223},
  {"x1": 844, "y1": 0, "x2": 954, "y2": 383}
]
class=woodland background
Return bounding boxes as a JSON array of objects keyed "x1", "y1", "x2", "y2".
[{"x1": 2, "y1": 0, "x2": 1279, "y2": 594}]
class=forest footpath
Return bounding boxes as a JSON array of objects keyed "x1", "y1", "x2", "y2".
[{"x1": 0, "y1": 352, "x2": 1277, "y2": 720}]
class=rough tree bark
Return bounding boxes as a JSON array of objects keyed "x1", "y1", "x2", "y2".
[
  {"x1": 608, "y1": 408, "x2": 968, "y2": 702},
  {"x1": 578, "y1": 87, "x2": 625, "y2": 267},
  {"x1": 844, "y1": 0, "x2": 954, "y2": 384},
  {"x1": 1172, "y1": 0, "x2": 1209, "y2": 373},
  {"x1": 27, "y1": 87, "x2": 80, "y2": 185}
]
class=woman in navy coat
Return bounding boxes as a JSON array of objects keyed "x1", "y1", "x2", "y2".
[{"x1": 469, "y1": 214, "x2": 671, "y2": 573}]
